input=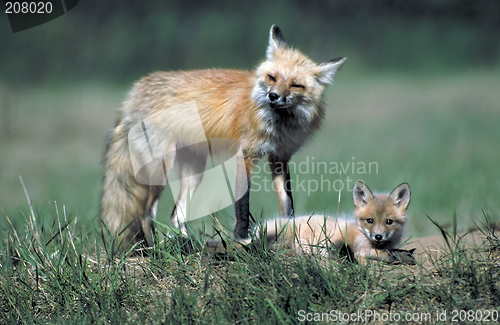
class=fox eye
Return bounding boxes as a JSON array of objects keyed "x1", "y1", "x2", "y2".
[
  {"x1": 268, "y1": 75, "x2": 276, "y2": 82},
  {"x1": 386, "y1": 219, "x2": 393, "y2": 225},
  {"x1": 291, "y1": 83, "x2": 305, "y2": 89},
  {"x1": 366, "y1": 218, "x2": 373, "y2": 224}
]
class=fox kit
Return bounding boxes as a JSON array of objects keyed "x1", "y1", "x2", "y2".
[
  {"x1": 264, "y1": 181, "x2": 413, "y2": 263},
  {"x1": 100, "y1": 25, "x2": 346, "y2": 250}
]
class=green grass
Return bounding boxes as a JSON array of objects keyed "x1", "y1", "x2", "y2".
[
  {"x1": 0, "y1": 82, "x2": 121, "y2": 231},
  {"x1": 1, "y1": 193, "x2": 499, "y2": 323}
]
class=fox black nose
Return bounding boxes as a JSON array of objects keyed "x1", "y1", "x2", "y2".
[
  {"x1": 375, "y1": 234, "x2": 383, "y2": 241},
  {"x1": 267, "y1": 92, "x2": 279, "y2": 102}
]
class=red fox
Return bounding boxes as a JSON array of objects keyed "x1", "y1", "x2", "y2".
[
  {"x1": 100, "y1": 25, "x2": 346, "y2": 250},
  {"x1": 263, "y1": 181, "x2": 414, "y2": 263}
]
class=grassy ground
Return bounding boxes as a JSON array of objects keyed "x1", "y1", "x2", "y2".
[
  {"x1": 1, "y1": 69, "x2": 499, "y2": 323},
  {"x1": 1, "y1": 196, "x2": 499, "y2": 324}
]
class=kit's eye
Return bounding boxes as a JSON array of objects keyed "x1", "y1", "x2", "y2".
[
  {"x1": 366, "y1": 218, "x2": 374, "y2": 224},
  {"x1": 386, "y1": 219, "x2": 393, "y2": 225},
  {"x1": 268, "y1": 75, "x2": 276, "y2": 82}
]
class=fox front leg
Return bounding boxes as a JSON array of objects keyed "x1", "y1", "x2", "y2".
[
  {"x1": 234, "y1": 157, "x2": 256, "y2": 239},
  {"x1": 234, "y1": 177, "x2": 251, "y2": 239},
  {"x1": 356, "y1": 248, "x2": 416, "y2": 265},
  {"x1": 269, "y1": 157, "x2": 294, "y2": 217}
]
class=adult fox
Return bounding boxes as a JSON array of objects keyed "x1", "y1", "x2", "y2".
[{"x1": 100, "y1": 25, "x2": 346, "y2": 250}]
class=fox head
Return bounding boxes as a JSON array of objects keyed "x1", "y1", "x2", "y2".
[
  {"x1": 352, "y1": 181, "x2": 411, "y2": 249},
  {"x1": 254, "y1": 25, "x2": 346, "y2": 113}
]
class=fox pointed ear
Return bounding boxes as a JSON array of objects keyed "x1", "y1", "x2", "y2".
[
  {"x1": 390, "y1": 183, "x2": 411, "y2": 210},
  {"x1": 316, "y1": 57, "x2": 347, "y2": 85},
  {"x1": 266, "y1": 25, "x2": 288, "y2": 61},
  {"x1": 352, "y1": 180, "x2": 374, "y2": 208}
]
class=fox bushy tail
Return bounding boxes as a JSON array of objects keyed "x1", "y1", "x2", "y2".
[{"x1": 100, "y1": 120, "x2": 152, "y2": 251}]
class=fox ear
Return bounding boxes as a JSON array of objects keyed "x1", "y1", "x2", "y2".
[
  {"x1": 352, "y1": 180, "x2": 374, "y2": 208},
  {"x1": 390, "y1": 183, "x2": 411, "y2": 210},
  {"x1": 266, "y1": 25, "x2": 288, "y2": 61},
  {"x1": 316, "y1": 57, "x2": 347, "y2": 85}
]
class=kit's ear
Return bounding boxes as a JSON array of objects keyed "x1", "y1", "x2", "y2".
[
  {"x1": 389, "y1": 183, "x2": 411, "y2": 210},
  {"x1": 352, "y1": 180, "x2": 374, "y2": 208}
]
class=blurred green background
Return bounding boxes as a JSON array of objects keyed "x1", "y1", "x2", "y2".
[{"x1": 1, "y1": 0, "x2": 499, "y2": 238}]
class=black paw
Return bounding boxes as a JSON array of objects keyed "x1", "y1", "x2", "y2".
[{"x1": 390, "y1": 248, "x2": 416, "y2": 265}]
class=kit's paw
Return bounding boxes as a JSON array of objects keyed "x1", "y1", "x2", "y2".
[{"x1": 389, "y1": 248, "x2": 416, "y2": 265}]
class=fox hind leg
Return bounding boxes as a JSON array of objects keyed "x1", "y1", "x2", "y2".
[
  {"x1": 142, "y1": 184, "x2": 165, "y2": 247},
  {"x1": 170, "y1": 147, "x2": 208, "y2": 234}
]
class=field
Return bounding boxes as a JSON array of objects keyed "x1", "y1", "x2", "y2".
[{"x1": 1, "y1": 69, "x2": 499, "y2": 323}]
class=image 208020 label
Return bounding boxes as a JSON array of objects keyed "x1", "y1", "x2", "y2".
[
  {"x1": 3, "y1": 0, "x2": 79, "y2": 32},
  {"x1": 5, "y1": 1, "x2": 53, "y2": 13}
]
